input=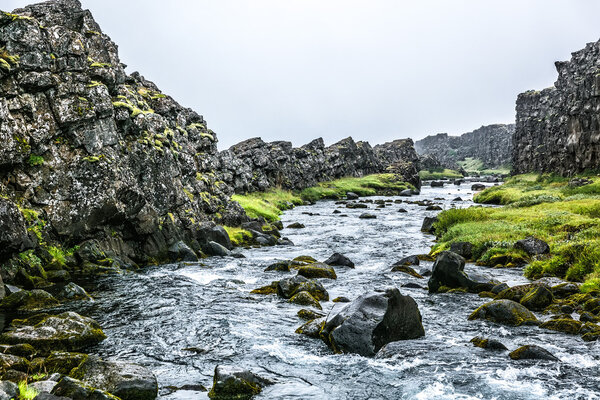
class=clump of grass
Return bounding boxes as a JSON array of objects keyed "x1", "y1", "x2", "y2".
[
  {"x1": 419, "y1": 169, "x2": 463, "y2": 180},
  {"x1": 435, "y1": 173, "x2": 600, "y2": 291},
  {"x1": 299, "y1": 174, "x2": 412, "y2": 202},
  {"x1": 232, "y1": 189, "x2": 303, "y2": 221},
  {"x1": 457, "y1": 157, "x2": 511, "y2": 175},
  {"x1": 27, "y1": 154, "x2": 44, "y2": 167},
  {"x1": 18, "y1": 381, "x2": 39, "y2": 400},
  {"x1": 223, "y1": 226, "x2": 252, "y2": 246}
]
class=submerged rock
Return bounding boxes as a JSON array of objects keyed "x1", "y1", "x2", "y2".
[
  {"x1": 393, "y1": 255, "x2": 420, "y2": 267},
  {"x1": 470, "y1": 336, "x2": 508, "y2": 351},
  {"x1": 508, "y1": 345, "x2": 559, "y2": 361},
  {"x1": 0, "y1": 312, "x2": 106, "y2": 353},
  {"x1": 391, "y1": 265, "x2": 423, "y2": 279},
  {"x1": 359, "y1": 213, "x2": 376, "y2": 219},
  {"x1": 208, "y1": 365, "x2": 272, "y2": 400},
  {"x1": 320, "y1": 288, "x2": 424, "y2": 356},
  {"x1": 286, "y1": 222, "x2": 305, "y2": 229},
  {"x1": 70, "y1": 355, "x2": 158, "y2": 400},
  {"x1": 468, "y1": 300, "x2": 538, "y2": 326},
  {"x1": 323, "y1": 253, "x2": 355, "y2": 268}
]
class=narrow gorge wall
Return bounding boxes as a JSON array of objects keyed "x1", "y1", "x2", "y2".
[
  {"x1": 218, "y1": 137, "x2": 421, "y2": 192},
  {"x1": 513, "y1": 40, "x2": 600, "y2": 175},
  {"x1": 415, "y1": 124, "x2": 514, "y2": 170}
]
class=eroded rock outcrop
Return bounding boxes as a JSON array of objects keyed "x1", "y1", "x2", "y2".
[
  {"x1": 415, "y1": 124, "x2": 514, "y2": 170},
  {"x1": 513, "y1": 40, "x2": 600, "y2": 175},
  {"x1": 0, "y1": 0, "x2": 246, "y2": 281}
]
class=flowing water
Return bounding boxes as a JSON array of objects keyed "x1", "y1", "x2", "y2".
[{"x1": 67, "y1": 182, "x2": 600, "y2": 399}]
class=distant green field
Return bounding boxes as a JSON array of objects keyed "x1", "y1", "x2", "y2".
[
  {"x1": 419, "y1": 169, "x2": 463, "y2": 180},
  {"x1": 457, "y1": 157, "x2": 511, "y2": 176}
]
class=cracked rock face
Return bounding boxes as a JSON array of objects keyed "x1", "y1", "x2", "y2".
[
  {"x1": 514, "y1": 40, "x2": 600, "y2": 175},
  {"x1": 415, "y1": 124, "x2": 514, "y2": 170},
  {"x1": 0, "y1": 0, "x2": 246, "y2": 266}
]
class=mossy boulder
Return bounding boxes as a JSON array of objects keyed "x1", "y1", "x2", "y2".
[
  {"x1": 292, "y1": 256, "x2": 317, "y2": 264},
  {"x1": 495, "y1": 284, "x2": 538, "y2": 303},
  {"x1": 277, "y1": 276, "x2": 329, "y2": 301},
  {"x1": 0, "y1": 353, "x2": 30, "y2": 372},
  {"x1": 250, "y1": 282, "x2": 278, "y2": 295},
  {"x1": 297, "y1": 309, "x2": 325, "y2": 321},
  {"x1": 428, "y1": 251, "x2": 492, "y2": 293},
  {"x1": 583, "y1": 298, "x2": 600, "y2": 312},
  {"x1": 0, "y1": 343, "x2": 36, "y2": 358},
  {"x1": 51, "y1": 376, "x2": 120, "y2": 400},
  {"x1": 520, "y1": 286, "x2": 553, "y2": 311},
  {"x1": 44, "y1": 351, "x2": 89, "y2": 375},
  {"x1": 208, "y1": 365, "x2": 272, "y2": 400},
  {"x1": 0, "y1": 312, "x2": 106, "y2": 354},
  {"x1": 551, "y1": 282, "x2": 580, "y2": 299},
  {"x1": 0, "y1": 289, "x2": 59, "y2": 312},
  {"x1": 468, "y1": 299, "x2": 538, "y2": 326},
  {"x1": 289, "y1": 291, "x2": 322, "y2": 310},
  {"x1": 297, "y1": 263, "x2": 337, "y2": 280},
  {"x1": 391, "y1": 265, "x2": 423, "y2": 279},
  {"x1": 295, "y1": 318, "x2": 325, "y2": 338},
  {"x1": 509, "y1": 345, "x2": 558, "y2": 361},
  {"x1": 539, "y1": 319, "x2": 582, "y2": 334},
  {"x1": 70, "y1": 355, "x2": 158, "y2": 400},
  {"x1": 263, "y1": 261, "x2": 290, "y2": 272},
  {"x1": 470, "y1": 336, "x2": 507, "y2": 350}
]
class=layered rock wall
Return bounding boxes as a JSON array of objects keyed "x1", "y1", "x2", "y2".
[
  {"x1": 218, "y1": 137, "x2": 421, "y2": 192},
  {"x1": 415, "y1": 124, "x2": 514, "y2": 170},
  {"x1": 513, "y1": 40, "x2": 600, "y2": 175}
]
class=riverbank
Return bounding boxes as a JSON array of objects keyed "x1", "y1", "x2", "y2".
[{"x1": 430, "y1": 173, "x2": 600, "y2": 291}]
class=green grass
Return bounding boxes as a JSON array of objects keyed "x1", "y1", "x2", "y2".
[
  {"x1": 299, "y1": 174, "x2": 413, "y2": 202},
  {"x1": 419, "y1": 168, "x2": 463, "y2": 180},
  {"x1": 27, "y1": 154, "x2": 44, "y2": 167},
  {"x1": 231, "y1": 173, "x2": 413, "y2": 222},
  {"x1": 18, "y1": 381, "x2": 39, "y2": 400},
  {"x1": 223, "y1": 226, "x2": 253, "y2": 246},
  {"x1": 457, "y1": 157, "x2": 511, "y2": 176},
  {"x1": 432, "y1": 173, "x2": 600, "y2": 292}
]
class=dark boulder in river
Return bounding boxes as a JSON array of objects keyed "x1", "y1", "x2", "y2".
[
  {"x1": 468, "y1": 299, "x2": 538, "y2": 326},
  {"x1": 320, "y1": 288, "x2": 424, "y2": 356},
  {"x1": 428, "y1": 251, "x2": 493, "y2": 293},
  {"x1": 323, "y1": 252, "x2": 355, "y2": 268},
  {"x1": 509, "y1": 345, "x2": 559, "y2": 362},
  {"x1": 277, "y1": 276, "x2": 329, "y2": 301},
  {"x1": 421, "y1": 216, "x2": 438, "y2": 233},
  {"x1": 208, "y1": 365, "x2": 272, "y2": 400}
]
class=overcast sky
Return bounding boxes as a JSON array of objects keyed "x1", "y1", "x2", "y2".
[{"x1": 6, "y1": 1, "x2": 600, "y2": 149}]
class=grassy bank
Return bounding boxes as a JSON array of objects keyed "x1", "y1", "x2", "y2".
[
  {"x1": 431, "y1": 173, "x2": 600, "y2": 291},
  {"x1": 457, "y1": 157, "x2": 511, "y2": 176},
  {"x1": 232, "y1": 174, "x2": 413, "y2": 222},
  {"x1": 419, "y1": 168, "x2": 463, "y2": 180}
]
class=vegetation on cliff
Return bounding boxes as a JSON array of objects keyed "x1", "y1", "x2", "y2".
[
  {"x1": 232, "y1": 174, "x2": 414, "y2": 222},
  {"x1": 457, "y1": 157, "x2": 511, "y2": 176},
  {"x1": 431, "y1": 174, "x2": 600, "y2": 291}
]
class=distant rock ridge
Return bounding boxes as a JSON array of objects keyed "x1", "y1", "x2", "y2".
[
  {"x1": 513, "y1": 39, "x2": 600, "y2": 175},
  {"x1": 218, "y1": 136, "x2": 421, "y2": 192},
  {"x1": 415, "y1": 124, "x2": 514, "y2": 170}
]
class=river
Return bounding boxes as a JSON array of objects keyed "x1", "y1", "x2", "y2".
[{"x1": 67, "y1": 182, "x2": 600, "y2": 400}]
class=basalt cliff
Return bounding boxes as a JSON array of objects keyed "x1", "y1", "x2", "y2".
[
  {"x1": 415, "y1": 124, "x2": 514, "y2": 170},
  {"x1": 0, "y1": 0, "x2": 420, "y2": 286},
  {"x1": 513, "y1": 40, "x2": 600, "y2": 175}
]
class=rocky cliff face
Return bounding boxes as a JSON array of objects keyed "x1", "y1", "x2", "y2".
[
  {"x1": 0, "y1": 0, "x2": 246, "y2": 278},
  {"x1": 218, "y1": 137, "x2": 421, "y2": 192},
  {"x1": 513, "y1": 40, "x2": 600, "y2": 175},
  {"x1": 415, "y1": 124, "x2": 514, "y2": 170}
]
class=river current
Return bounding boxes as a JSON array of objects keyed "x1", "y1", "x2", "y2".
[{"x1": 67, "y1": 182, "x2": 600, "y2": 399}]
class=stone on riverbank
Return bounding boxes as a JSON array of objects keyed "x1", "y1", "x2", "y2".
[
  {"x1": 70, "y1": 355, "x2": 158, "y2": 400},
  {"x1": 509, "y1": 345, "x2": 559, "y2": 361},
  {"x1": 51, "y1": 377, "x2": 120, "y2": 399},
  {"x1": 168, "y1": 241, "x2": 199, "y2": 262},
  {"x1": 514, "y1": 237, "x2": 550, "y2": 256},
  {"x1": 320, "y1": 288, "x2": 424, "y2": 356},
  {"x1": 0, "y1": 312, "x2": 106, "y2": 354},
  {"x1": 208, "y1": 365, "x2": 272, "y2": 400},
  {"x1": 468, "y1": 300, "x2": 538, "y2": 326},
  {"x1": 0, "y1": 290, "x2": 59, "y2": 312}
]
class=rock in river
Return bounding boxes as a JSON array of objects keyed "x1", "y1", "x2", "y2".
[
  {"x1": 320, "y1": 288, "x2": 425, "y2": 356},
  {"x1": 0, "y1": 312, "x2": 106, "y2": 354},
  {"x1": 297, "y1": 263, "x2": 337, "y2": 280},
  {"x1": 509, "y1": 345, "x2": 559, "y2": 361},
  {"x1": 421, "y1": 216, "x2": 438, "y2": 233},
  {"x1": 208, "y1": 365, "x2": 272, "y2": 400},
  {"x1": 323, "y1": 252, "x2": 355, "y2": 268},
  {"x1": 428, "y1": 251, "x2": 492, "y2": 293},
  {"x1": 468, "y1": 299, "x2": 538, "y2": 326},
  {"x1": 277, "y1": 276, "x2": 329, "y2": 301}
]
